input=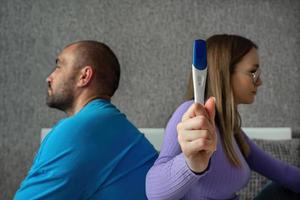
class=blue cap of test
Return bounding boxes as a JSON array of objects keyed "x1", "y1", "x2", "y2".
[{"x1": 193, "y1": 40, "x2": 207, "y2": 70}]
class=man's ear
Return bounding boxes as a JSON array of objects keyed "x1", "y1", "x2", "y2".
[{"x1": 77, "y1": 66, "x2": 94, "y2": 87}]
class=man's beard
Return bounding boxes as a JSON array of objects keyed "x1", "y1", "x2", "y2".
[{"x1": 46, "y1": 84, "x2": 75, "y2": 113}]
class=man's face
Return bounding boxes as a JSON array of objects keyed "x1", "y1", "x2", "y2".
[{"x1": 46, "y1": 45, "x2": 79, "y2": 112}]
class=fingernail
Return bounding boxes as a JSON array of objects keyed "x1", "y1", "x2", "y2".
[{"x1": 212, "y1": 97, "x2": 216, "y2": 103}]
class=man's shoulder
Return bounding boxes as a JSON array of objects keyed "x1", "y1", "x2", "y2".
[
  {"x1": 76, "y1": 101, "x2": 124, "y2": 122},
  {"x1": 59, "y1": 103, "x2": 120, "y2": 125},
  {"x1": 48, "y1": 104, "x2": 131, "y2": 141}
]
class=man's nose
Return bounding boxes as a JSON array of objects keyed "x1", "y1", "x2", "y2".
[
  {"x1": 46, "y1": 75, "x2": 51, "y2": 83},
  {"x1": 46, "y1": 70, "x2": 55, "y2": 83}
]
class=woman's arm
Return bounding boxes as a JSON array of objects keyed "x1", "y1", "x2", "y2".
[
  {"x1": 146, "y1": 99, "x2": 216, "y2": 200},
  {"x1": 243, "y1": 132, "x2": 300, "y2": 193},
  {"x1": 146, "y1": 101, "x2": 200, "y2": 200}
]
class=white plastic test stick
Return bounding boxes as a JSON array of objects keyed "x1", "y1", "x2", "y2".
[{"x1": 192, "y1": 40, "x2": 207, "y2": 104}]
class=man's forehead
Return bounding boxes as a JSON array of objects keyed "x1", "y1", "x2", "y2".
[{"x1": 56, "y1": 44, "x2": 79, "y2": 63}]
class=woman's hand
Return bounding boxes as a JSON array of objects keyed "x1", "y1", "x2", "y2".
[{"x1": 177, "y1": 97, "x2": 217, "y2": 173}]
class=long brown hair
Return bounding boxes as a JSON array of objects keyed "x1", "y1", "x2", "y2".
[{"x1": 185, "y1": 34, "x2": 257, "y2": 166}]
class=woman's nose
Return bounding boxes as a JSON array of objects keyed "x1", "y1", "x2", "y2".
[{"x1": 256, "y1": 76, "x2": 263, "y2": 87}]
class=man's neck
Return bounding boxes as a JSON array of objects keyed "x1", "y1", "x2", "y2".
[{"x1": 66, "y1": 94, "x2": 111, "y2": 116}]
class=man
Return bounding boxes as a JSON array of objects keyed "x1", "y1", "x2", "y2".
[{"x1": 14, "y1": 41, "x2": 158, "y2": 199}]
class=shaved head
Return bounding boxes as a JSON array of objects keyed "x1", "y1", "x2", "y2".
[{"x1": 69, "y1": 40, "x2": 120, "y2": 97}]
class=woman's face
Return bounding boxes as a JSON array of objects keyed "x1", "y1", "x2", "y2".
[{"x1": 231, "y1": 47, "x2": 263, "y2": 105}]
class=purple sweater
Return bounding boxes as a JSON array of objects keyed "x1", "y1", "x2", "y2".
[{"x1": 146, "y1": 100, "x2": 300, "y2": 200}]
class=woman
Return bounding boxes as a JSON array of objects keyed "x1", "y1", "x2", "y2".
[{"x1": 146, "y1": 34, "x2": 300, "y2": 199}]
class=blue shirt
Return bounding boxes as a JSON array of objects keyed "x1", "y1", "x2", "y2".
[{"x1": 14, "y1": 99, "x2": 158, "y2": 200}]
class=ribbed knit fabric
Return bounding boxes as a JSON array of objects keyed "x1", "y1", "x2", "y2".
[
  {"x1": 245, "y1": 135, "x2": 300, "y2": 193},
  {"x1": 146, "y1": 100, "x2": 300, "y2": 200}
]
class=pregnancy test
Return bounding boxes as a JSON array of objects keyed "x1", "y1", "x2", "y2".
[{"x1": 192, "y1": 39, "x2": 207, "y2": 104}]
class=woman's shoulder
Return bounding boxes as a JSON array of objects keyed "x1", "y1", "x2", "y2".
[
  {"x1": 171, "y1": 100, "x2": 194, "y2": 118},
  {"x1": 177, "y1": 100, "x2": 194, "y2": 111}
]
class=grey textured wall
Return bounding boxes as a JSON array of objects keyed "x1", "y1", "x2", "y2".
[{"x1": 0, "y1": 0, "x2": 299, "y2": 199}]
